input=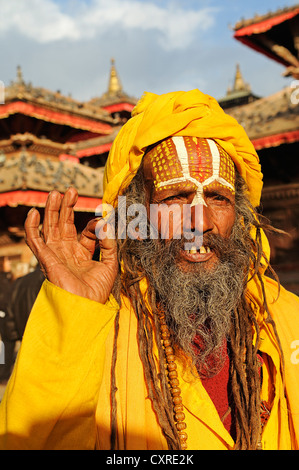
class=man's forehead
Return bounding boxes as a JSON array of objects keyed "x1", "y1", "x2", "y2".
[{"x1": 145, "y1": 136, "x2": 235, "y2": 194}]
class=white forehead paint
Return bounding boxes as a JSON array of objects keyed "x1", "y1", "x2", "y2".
[{"x1": 156, "y1": 136, "x2": 234, "y2": 207}]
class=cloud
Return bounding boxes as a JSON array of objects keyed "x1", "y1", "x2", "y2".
[
  {"x1": 0, "y1": 0, "x2": 217, "y2": 50},
  {"x1": 1, "y1": 0, "x2": 79, "y2": 42}
]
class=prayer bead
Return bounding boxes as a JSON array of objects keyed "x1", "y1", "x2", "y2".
[
  {"x1": 168, "y1": 370, "x2": 178, "y2": 379},
  {"x1": 167, "y1": 362, "x2": 177, "y2": 371},
  {"x1": 170, "y1": 387, "x2": 181, "y2": 396},
  {"x1": 180, "y1": 441, "x2": 188, "y2": 450},
  {"x1": 165, "y1": 346, "x2": 173, "y2": 355},
  {"x1": 178, "y1": 431, "x2": 188, "y2": 441},
  {"x1": 176, "y1": 422, "x2": 187, "y2": 431},
  {"x1": 170, "y1": 378, "x2": 179, "y2": 386},
  {"x1": 175, "y1": 412, "x2": 185, "y2": 422},
  {"x1": 160, "y1": 324, "x2": 168, "y2": 332},
  {"x1": 167, "y1": 354, "x2": 176, "y2": 363},
  {"x1": 161, "y1": 331, "x2": 170, "y2": 340},
  {"x1": 174, "y1": 404, "x2": 184, "y2": 412},
  {"x1": 172, "y1": 396, "x2": 182, "y2": 405}
]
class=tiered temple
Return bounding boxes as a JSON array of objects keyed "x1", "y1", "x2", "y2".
[
  {"x1": 0, "y1": 62, "x2": 137, "y2": 275},
  {"x1": 225, "y1": 4, "x2": 299, "y2": 293}
]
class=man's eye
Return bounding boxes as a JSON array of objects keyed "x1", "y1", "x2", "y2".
[
  {"x1": 214, "y1": 195, "x2": 228, "y2": 201},
  {"x1": 206, "y1": 193, "x2": 230, "y2": 204},
  {"x1": 162, "y1": 194, "x2": 185, "y2": 203}
]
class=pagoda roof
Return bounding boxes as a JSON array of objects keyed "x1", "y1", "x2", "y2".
[
  {"x1": 233, "y1": 5, "x2": 299, "y2": 71},
  {"x1": 0, "y1": 151, "x2": 104, "y2": 203},
  {"x1": 234, "y1": 4, "x2": 299, "y2": 34},
  {"x1": 0, "y1": 100, "x2": 113, "y2": 135},
  {"x1": 5, "y1": 66, "x2": 115, "y2": 129},
  {"x1": 74, "y1": 126, "x2": 121, "y2": 158},
  {"x1": 0, "y1": 132, "x2": 73, "y2": 158},
  {"x1": 0, "y1": 190, "x2": 100, "y2": 212},
  {"x1": 225, "y1": 85, "x2": 299, "y2": 150}
]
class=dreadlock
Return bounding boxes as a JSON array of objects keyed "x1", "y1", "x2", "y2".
[{"x1": 109, "y1": 160, "x2": 285, "y2": 450}]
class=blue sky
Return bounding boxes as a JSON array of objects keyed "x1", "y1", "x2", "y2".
[{"x1": 0, "y1": 0, "x2": 298, "y2": 102}]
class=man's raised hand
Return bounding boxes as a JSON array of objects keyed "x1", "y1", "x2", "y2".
[{"x1": 24, "y1": 187, "x2": 118, "y2": 304}]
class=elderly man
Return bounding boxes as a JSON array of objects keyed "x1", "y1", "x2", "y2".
[{"x1": 1, "y1": 90, "x2": 299, "y2": 450}]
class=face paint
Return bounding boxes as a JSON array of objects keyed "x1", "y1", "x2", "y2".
[
  {"x1": 146, "y1": 136, "x2": 235, "y2": 206},
  {"x1": 144, "y1": 136, "x2": 236, "y2": 258}
]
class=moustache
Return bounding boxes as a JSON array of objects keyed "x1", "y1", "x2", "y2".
[{"x1": 162, "y1": 233, "x2": 234, "y2": 259}]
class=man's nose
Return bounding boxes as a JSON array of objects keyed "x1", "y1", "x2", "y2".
[{"x1": 191, "y1": 203, "x2": 215, "y2": 235}]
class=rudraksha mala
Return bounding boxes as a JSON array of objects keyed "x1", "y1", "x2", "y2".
[{"x1": 157, "y1": 308, "x2": 188, "y2": 450}]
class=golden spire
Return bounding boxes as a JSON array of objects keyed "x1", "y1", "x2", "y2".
[
  {"x1": 16, "y1": 65, "x2": 25, "y2": 85},
  {"x1": 107, "y1": 58, "x2": 123, "y2": 96},
  {"x1": 233, "y1": 63, "x2": 250, "y2": 92}
]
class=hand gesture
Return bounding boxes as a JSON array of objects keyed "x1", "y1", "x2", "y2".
[{"x1": 24, "y1": 187, "x2": 118, "y2": 304}]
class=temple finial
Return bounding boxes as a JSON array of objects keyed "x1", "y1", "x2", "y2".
[
  {"x1": 233, "y1": 63, "x2": 250, "y2": 92},
  {"x1": 107, "y1": 58, "x2": 123, "y2": 96}
]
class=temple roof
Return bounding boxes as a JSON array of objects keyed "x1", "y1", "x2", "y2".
[
  {"x1": 234, "y1": 5, "x2": 299, "y2": 31},
  {"x1": 233, "y1": 4, "x2": 299, "y2": 77},
  {"x1": 74, "y1": 126, "x2": 122, "y2": 158},
  {"x1": 0, "y1": 150, "x2": 104, "y2": 200},
  {"x1": 225, "y1": 85, "x2": 299, "y2": 149},
  {"x1": 5, "y1": 66, "x2": 115, "y2": 126}
]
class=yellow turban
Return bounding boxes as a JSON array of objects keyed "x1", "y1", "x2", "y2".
[{"x1": 103, "y1": 89, "x2": 263, "y2": 207}]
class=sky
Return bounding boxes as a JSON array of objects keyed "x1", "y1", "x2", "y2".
[{"x1": 0, "y1": 0, "x2": 299, "y2": 103}]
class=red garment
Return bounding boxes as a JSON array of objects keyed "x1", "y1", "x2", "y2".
[
  {"x1": 200, "y1": 345, "x2": 233, "y2": 435},
  {"x1": 194, "y1": 338, "x2": 263, "y2": 438}
]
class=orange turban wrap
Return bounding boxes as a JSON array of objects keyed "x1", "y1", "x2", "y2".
[{"x1": 103, "y1": 89, "x2": 263, "y2": 208}]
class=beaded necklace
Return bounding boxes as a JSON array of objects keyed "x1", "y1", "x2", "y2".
[
  {"x1": 157, "y1": 308, "x2": 271, "y2": 450},
  {"x1": 158, "y1": 309, "x2": 188, "y2": 450}
]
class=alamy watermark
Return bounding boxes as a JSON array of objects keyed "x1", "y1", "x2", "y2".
[
  {"x1": 0, "y1": 341, "x2": 4, "y2": 365},
  {"x1": 94, "y1": 196, "x2": 204, "y2": 250}
]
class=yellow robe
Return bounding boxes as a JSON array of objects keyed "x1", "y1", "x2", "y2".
[{"x1": 0, "y1": 275, "x2": 299, "y2": 450}]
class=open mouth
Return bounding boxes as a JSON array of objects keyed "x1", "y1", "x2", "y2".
[
  {"x1": 181, "y1": 245, "x2": 214, "y2": 263},
  {"x1": 185, "y1": 245, "x2": 211, "y2": 254}
]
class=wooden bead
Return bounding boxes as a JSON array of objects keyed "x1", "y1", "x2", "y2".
[
  {"x1": 160, "y1": 324, "x2": 168, "y2": 332},
  {"x1": 161, "y1": 331, "x2": 170, "y2": 340},
  {"x1": 174, "y1": 404, "x2": 183, "y2": 412},
  {"x1": 175, "y1": 411, "x2": 185, "y2": 422},
  {"x1": 167, "y1": 362, "x2": 177, "y2": 371},
  {"x1": 167, "y1": 354, "x2": 176, "y2": 363},
  {"x1": 170, "y1": 387, "x2": 181, "y2": 396},
  {"x1": 165, "y1": 346, "x2": 174, "y2": 355},
  {"x1": 170, "y1": 378, "x2": 179, "y2": 387},
  {"x1": 158, "y1": 309, "x2": 188, "y2": 449},
  {"x1": 172, "y1": 396, "x2": 182, "y2": 405},
  {"x1": 168, "y1": 370, "x2": 178, "y2": 379},
  {"x1": 176, "y1": 422, "x2": 187, "y2": 431}
]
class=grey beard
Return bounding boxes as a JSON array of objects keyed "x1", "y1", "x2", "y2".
[{"x1": 134, "y1": 230, "x2": 250, "y2": 377}]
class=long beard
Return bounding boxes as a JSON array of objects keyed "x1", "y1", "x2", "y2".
[{"x1": 134, "y1": 228, "x2": 251, "y2": 377}]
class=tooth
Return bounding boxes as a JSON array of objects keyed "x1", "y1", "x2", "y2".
[
  {"x1": 206, "y1": 246, "x2": 211, "y2": 253},
  {"x1": 199, "y1": 246, "x2": 207, "y2": 254},
  {"x1": 190, "y1": 247, "x2": 197, "y2": 254}
]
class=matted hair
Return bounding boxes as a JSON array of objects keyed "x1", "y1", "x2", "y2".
[{"x1": 109, "y1": 161, "x2": 284, "y2": 450}]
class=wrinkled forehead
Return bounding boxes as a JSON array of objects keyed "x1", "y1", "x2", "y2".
[{"x1": 145, "y1": 136, "x2": 235, "y2": 194}]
